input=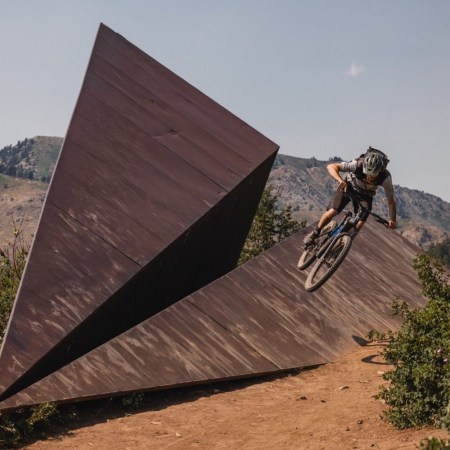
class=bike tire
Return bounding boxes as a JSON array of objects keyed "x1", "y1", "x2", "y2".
[
  {"x1": 305, "y1": 233, "x2": 352, "y2": 292},
  {"x1": 297, "y1": 246, "x2": 316, "y2": 270},
  {"x1": 297, "y1": 221, "x2": 337, "y2": 270}
]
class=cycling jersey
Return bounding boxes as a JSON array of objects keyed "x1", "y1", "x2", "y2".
[{"x1": 339, "y1": 158, "x2": 394, "y2": 200}]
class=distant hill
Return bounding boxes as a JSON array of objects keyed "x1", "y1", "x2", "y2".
[
  {"x1": 0, "y1": 136, "x2": 62, "y2": 183},
  {"x1": 0, "y1": 137, "x2": 449, "y2": 250},
  {"x1": 0, "y1": 136, "x2": 62, "y2": 246}
]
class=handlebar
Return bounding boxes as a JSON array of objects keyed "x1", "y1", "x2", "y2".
[{"x1": 372, "y1": 214, "x2": 389, "y2": 228}]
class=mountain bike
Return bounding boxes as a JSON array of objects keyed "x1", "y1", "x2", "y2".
[{"x1": 297, "y1": 191, "x2": 389, "y2": 292}]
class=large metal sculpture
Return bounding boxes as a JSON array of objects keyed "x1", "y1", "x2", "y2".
[
  {"x1": 0, "y1": 24, "x2": 278, "y2": 402},
  {"x1": 0, "y1": 24, "x2": 423, "y2": 411}
]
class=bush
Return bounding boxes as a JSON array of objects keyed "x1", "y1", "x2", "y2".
[
  {"x1": 378, "y1": 254, "x2": 450, "y2": 429},
  {"x1": 428, "y1": 237, "x2": 450, "y2": 269},
  {"x1": 0, "y1": 219, "x2": 30, "y2": 343},
  {"x1": 420, "y1": 437, "x2": 450, "y2": 450},
  {"x1": 0, "y1": 403, "x2": 58, "y2": 447},
  {"x1": 121, "y1": 392, "x2": 145, "y2": 410}
]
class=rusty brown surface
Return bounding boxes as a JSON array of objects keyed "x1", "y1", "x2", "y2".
[
  {"x1": 0, "y1": 24, "x2": 278, "y2": 401},
  {"x1": 0, "y1": 219, "x2": 424, "y2": 410}
]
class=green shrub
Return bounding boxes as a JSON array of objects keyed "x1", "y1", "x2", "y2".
[
  {"x1": 0, "y1": 219, "x2": 30, "y2": 343},
  {"x1": 26, "y1": 403, "x2": 58, "y2": 429},
  {"x1": 0, "y1": 403, "x2": 58, "y2": 447},
  {"x1": 379, "y1": 254, "x2": 450, "y2": 429},
  {"x1": 420, "y1": 437, "x2": 450, "y2": 450},
  {"x1": 121, "y1": 392, "x2": 145, "y2": 410}
]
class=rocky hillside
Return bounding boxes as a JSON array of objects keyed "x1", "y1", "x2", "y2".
[
  {"x1": 0, "y1": 136, "x2": 62, "y2": 183},
  {"x1": 0, "y1": 174, "x2": 47, "y2": 248},
  {"x1": 0, "y1": 138, "x2": 449, "y2": 250},
  {"x1": 0, "y1": 137, "x2": 62, "y2": 246}
]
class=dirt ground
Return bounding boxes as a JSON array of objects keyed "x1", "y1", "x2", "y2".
[{"x1": 22, "y1": 342, "x2": 449, "y2": 450}]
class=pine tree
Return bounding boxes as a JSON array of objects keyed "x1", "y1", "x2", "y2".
[{"x1": 239, "y1": 185, "x2": 305, "y2": 265}]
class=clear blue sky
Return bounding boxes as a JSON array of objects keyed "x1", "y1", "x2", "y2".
[{"x1": 1, "y1": 1, "x2": 450, "y2": 201}]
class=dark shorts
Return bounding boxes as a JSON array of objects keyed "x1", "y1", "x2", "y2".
[{"x1": 328, "y1": 188, "x2": 373, "y2": 222}]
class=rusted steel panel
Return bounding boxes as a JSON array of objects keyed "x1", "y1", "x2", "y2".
[
  {"x1": 85, "y1": 58, "x2": 256, "y2": 156},
  {"x1": 49, "y1": 137, "x2": 211, "y2": 259},
  {"x1": 1, "y1": 302, "x2": 278, "y2": 409},
  {"x1": 0, "y1": 220, "x2": 425, "y2": 410},
  {"x1": 78, "y1": 69, "x2": 258, "y2": 186},
  {"x1": 94, "y1": 27, "x2": 277, "y2": 159},
  {"x1": 0, "y1": 203, "x2": 140, "y2": 395},
  {"x1": 154, "y1": 132, "x2": 245, "y2": 191},
  {"x1": 188, "y1": 155, "x2": 276, "y2": 285},
  {"x1": 189, "y1": 277, "x2": 337, "y2": 367},
  {"x1": 0, "y1": 23, "x2": 278, "y2": 401},
  {"x1": 69, "y1": 106, "x2": 230, "y2": 208}
]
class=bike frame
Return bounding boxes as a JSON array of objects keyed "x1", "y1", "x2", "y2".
[{"x1": 315, "y1": 192, "x2": 388, "y2": 262}]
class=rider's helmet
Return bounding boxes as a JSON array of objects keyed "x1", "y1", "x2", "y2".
[{"x1": 363, "y1": 151, "x2": 386, "y2": 176}]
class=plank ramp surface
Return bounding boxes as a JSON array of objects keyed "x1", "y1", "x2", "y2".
[{"x1": 0, "y1": 221, "x2": 423, "y2": 410}]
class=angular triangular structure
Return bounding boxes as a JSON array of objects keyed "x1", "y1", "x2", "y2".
[
  {"x1": 0, "y1": 24, "x2": 278, "y2": 401},
  {"x1": 0, "y1": 222, "x2": 424, "y2": 410}
]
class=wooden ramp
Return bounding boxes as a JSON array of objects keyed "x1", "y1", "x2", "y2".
[{"x1": 0, "y1": 221, "x2": 423, "y2": 410}]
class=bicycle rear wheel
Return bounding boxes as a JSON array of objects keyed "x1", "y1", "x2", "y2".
[
  {"x1": 297, "y1": 221, "x2": 336, "y2": 270},
  {"x1": 305, "y1": 233, "x2": 352, "y2": 292}
]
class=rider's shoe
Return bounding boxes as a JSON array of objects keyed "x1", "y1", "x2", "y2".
[{"x1": 303, "y1": 229, "x2": 320, "y2": 245}]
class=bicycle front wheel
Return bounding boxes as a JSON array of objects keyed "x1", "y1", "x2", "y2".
[
  {"x1": 297, "y1": 246, "x2": 316, "y2": 270},
  {"x1": 305, "y1": 233, "x2": 352, "y2": 292}
]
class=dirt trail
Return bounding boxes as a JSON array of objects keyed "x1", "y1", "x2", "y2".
[{"x1": 23, "y1": 343, "x2": 449, "y2": 450}]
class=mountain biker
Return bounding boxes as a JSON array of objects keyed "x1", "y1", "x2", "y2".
[{"x1": 303, "y1": 147, "x2": 397, "y2": 245}]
